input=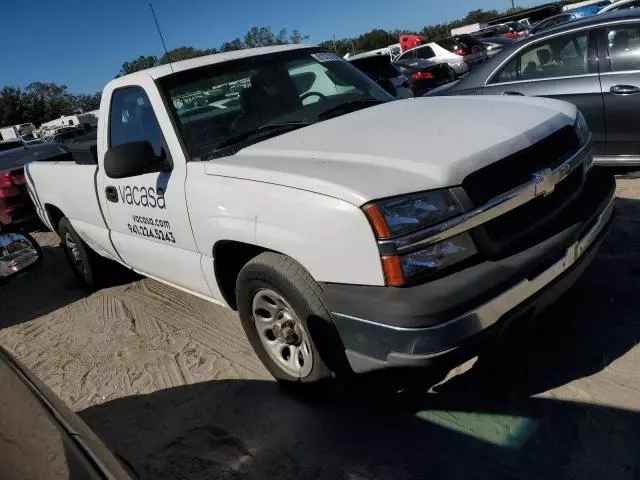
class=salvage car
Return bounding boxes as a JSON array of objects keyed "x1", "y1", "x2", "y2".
[
  {"x1": 0, "y1": 143, "x2": 73, "y2": 228},
  {"x1": 393, "y1": 58, "x2": 452, "y2": 96},
  {"x1": 395, "y1": 35, "x2": 488, "y2": 78},
  {"x1": 346, "y1": 51, "x2": 413, "y2": 98},
  {"x1": 426, "y1": 10, "x2": 640, "y2": 168},
  {"x1": 27, "y1": 45, "x2": 614, "y2": 389}
]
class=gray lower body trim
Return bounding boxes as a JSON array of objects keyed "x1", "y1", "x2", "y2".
[{"x1": 332, "y1": 191, "x2": 615, "y2": 373}]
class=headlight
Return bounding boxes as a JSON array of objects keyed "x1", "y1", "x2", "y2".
[
  {"x1": 363, "y1": 190, "x2": 477, "y2": 286},
  {"x1": 362, "y1": 190, "x2": 462, "y2": 239},
  {"x1": 574, "y1": 110, "x2": 590, "y2": 147},
  {"x1": 400, "y1": 232, "x2": 477, "y2": 280}
]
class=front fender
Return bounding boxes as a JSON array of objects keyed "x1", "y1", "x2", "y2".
[{"x1": 187, "y1": 174, "x2": 384, "y2": 286}]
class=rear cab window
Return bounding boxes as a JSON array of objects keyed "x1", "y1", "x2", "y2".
[{"x1": 0, "y1": 144, "x2": 72, "y2": 170}]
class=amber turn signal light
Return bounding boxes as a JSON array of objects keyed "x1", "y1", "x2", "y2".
[
  {"x1": 362, "y1": 203, "x2": 392, "y2": 239},
  {"x1": 381, "y1": 255, "x2": 404, "y2": 286}
]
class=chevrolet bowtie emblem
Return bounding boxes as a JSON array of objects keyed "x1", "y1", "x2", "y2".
[{"x1": 533, "y1": 168, "x2": 556, "y2": 197}]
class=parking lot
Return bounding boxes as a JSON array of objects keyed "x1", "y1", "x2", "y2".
[{"x1": 0, "y1": 176, "x2": 637, "y2": 478}]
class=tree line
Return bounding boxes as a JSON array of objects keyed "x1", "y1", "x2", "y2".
[
  {"x1": 118, "y1": 27, "x2": 307, "y2": 76},
  {"x1": 1, "y1": 2, "x2": 586, "y2": 130},
  {"x1": 0, "y1": 83, "x2": 101, "y2": 132}
]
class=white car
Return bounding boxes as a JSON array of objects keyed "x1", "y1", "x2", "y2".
[
  {"x1": 599, "y1": 0, "x2": 640, "y2": 13},
  {"x1": 26, "y1": 45, "x2": 614, "y2": 391},
  {"x1": 395, "y1": 35, "x2": 488, "y2": 77}
]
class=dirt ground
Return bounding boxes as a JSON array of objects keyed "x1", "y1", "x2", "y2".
[{"x1": 1, "y1": 179, "x2": 640, "y2": 479}]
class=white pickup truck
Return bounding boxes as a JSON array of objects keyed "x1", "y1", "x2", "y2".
[{"x1": 26, "y1": 45, "x2": 615, "y2": 387}]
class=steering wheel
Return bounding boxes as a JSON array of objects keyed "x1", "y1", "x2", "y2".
[{"x1": 300, "y1": 91, "x2": 327, "y2": 102}]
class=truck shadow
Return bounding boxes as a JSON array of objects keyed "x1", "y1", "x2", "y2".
[
  {"x1": 79, "y1": 191, "x2": 640, "y2": 479},
  {"x1": 0, "y1": 243, "x2": 138, "y2": 329},
  {"x1": 80, "y1": 376, "x2": 640, "y2": 480},
  {"x1": 0, "y1": 245, "x2": 89, "y2": 328},
  {"x1": 434, "y1": 251, "x2": 640, "y2": 398}
]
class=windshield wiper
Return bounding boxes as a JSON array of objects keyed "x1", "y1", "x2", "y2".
[
  {"x1": 206, "y1": 121, "x2": 314, "y2": 158},
  {"x1": 317, "y1": 98, "x2": 387, "y2": 120}
]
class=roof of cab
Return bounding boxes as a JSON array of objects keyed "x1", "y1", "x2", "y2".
[{"x1": 111, "y1": 44, "x2": 315, "y2": 84}]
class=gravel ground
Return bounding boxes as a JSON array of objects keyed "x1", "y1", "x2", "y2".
[{"x1": 1, "y1": 178, "x2": 639, "y2": 479}]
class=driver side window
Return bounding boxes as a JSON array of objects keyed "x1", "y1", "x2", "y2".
[{"x1": 109, "y1": 86, "x2": 163, "y2": 157}]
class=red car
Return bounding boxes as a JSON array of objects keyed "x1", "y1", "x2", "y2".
[{"x1": 0, "y1": 143, "x2": 71, "y2": 227}]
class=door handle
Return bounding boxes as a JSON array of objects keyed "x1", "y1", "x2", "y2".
[
  {"x1": 502, "y1": 91, "x2": 524, "y2": 96},
  {"x1": 105, "y1": 186, "x2": 118, "y2": 203},
  {"x1": 610, "y1": 84, "x2": 640, "y2": 95}
]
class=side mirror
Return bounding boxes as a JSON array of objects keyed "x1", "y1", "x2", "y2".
[
  {"x1": 0, "y1": 231, "x2": 42, "y2": 282},
  {"x1": 104, "y1": 141, "x2": 170, "y2": 179}
]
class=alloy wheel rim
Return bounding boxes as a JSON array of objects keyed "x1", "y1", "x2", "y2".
[{"x1": 251, "y1": 288, "x2": 313, "y2": 378}]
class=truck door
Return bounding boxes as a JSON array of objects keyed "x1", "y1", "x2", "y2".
[{"x1": 96, "y1": 83, "x2": 212, "y2": 297}]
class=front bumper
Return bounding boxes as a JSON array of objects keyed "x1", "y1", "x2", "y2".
[{"x1": 324, "y1": 173, "x2": 615, "y2": 373}]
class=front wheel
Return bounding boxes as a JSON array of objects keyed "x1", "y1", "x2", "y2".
[{"x1": 236, "y1": 253, "x2": 351, "y2": 388}]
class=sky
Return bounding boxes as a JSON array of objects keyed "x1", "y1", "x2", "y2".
[{"x1": 1, "y1": 0, "x2": 540, "y2": 93}]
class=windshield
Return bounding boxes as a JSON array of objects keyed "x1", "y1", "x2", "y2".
[{"x1": 159, "y1": 48, "x2": 392, "y2": 160}]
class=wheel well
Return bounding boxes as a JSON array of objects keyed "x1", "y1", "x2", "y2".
[
  {"x1": 44, "y1": 204, "x2": 65, "y2": 234},
  {"x1": 213, "y1": 241, "x2": 268, "y2": 310}
]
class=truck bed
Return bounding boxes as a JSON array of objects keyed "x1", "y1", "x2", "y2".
[{"x1": 25, "y1": 157, "x2": 117, "y2": 262}]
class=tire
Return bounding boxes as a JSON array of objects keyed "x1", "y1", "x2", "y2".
[
  {"x1": 447, "y1": 67, "x2": 457, "y2": 82},
  {"x1": 58, "y1": 217, "x2": 110, "y2": 287},
  {"x1": 236, "y1": 252, "x2": 351, "y2": 389}
]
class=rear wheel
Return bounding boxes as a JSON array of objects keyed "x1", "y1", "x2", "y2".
[
  {"x1": 236, "y1": 252, "x2": 351, "y2": 390},
  {"x1": 58, "y1": 217, "x2": 111, "y2": 287}
]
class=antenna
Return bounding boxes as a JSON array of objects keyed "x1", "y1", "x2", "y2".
[{"x1": 149, "y1": 0, "x2": 174, "y2": 71}]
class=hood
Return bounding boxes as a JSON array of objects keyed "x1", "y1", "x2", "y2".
[{"x1": 204, "y1": 96, "x2": 577, "y2": 206}]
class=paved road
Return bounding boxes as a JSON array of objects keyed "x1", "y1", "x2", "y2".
[{"x1": 1, "y1": 180, "x2": 639, "y2": 479}]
